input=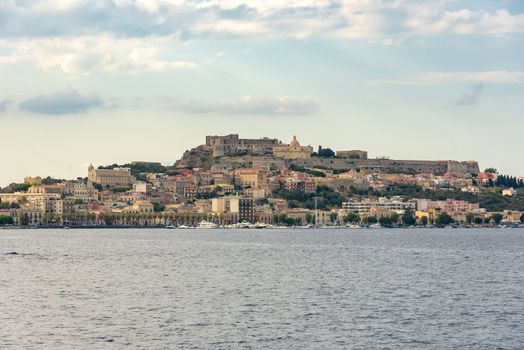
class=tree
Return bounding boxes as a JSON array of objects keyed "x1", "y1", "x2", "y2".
[
  {"x1": 484, "y1": 168, "x2": 498, "y2": 174},
  {"x1": 465, "y1": 213, "x2": 474, "y2": 224},
  {"x1": 435, "y1": 213, "x2": 454, "y2": 226},
  {"x1": 491, "y1": 213, "x2": 503, "y2": 225},
  {"x1": 521, "y1": 213, "x2": 524, "y2": 223},
  {"x1": 317, "y1": 146, "x2": 335, "y2": 158},
  {"x1": 329, "y1": 213, "x2": 338, "y2": 223},
  {"x1": 420, "y1": 216, "x2": 428, "y2": 226},
  {"x1": 344, "y1": 212, "x2": 360, "y2": 223},
  {"x1": 402, "y1": 209, "x2": 416, "y2": 226},
  {"x1": 474, "y1": 217, "x2": 483, "y2": 225},
  {"x1": 0, "y1": 215, "x2": 14, "y2": 225},
  {"x1": 379, "y1": 216, "x2": 393, "y2": 227},
  {"x1": 305, "y1": 213, "x2": 314, "y2": 224},
  {"x1": 153, "y1": 202, "x2": 166, "y2": 212},
  {"x1": 365, "y1": 216, "x2": 378, "y2": 224}
]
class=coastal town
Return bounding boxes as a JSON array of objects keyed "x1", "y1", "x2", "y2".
[{"x1": 1, "y1": 134, "x2": 523, "y2": 229}]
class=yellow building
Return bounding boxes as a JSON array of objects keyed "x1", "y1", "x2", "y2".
[
  {"x1": 123, "y1": 200, "x2": 154, "y2": 213},
  {"x1": 273, "y1": 136, "x2": 313, "y2": 159},
  {"x1": 88, "y1": 164, "x2": 134, "y2": 187}
]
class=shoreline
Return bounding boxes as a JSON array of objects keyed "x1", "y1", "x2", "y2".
[{"x1": 1, "y1": 225, "x2": 523, "y2": 230}]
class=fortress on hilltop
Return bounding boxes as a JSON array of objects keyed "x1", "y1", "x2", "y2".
[{"x1": 176, "y1": 134, "x2": 480, "y2": 175}]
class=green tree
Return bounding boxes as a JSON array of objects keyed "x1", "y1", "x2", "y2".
[
  {"x1": 365, "y1": 216, "x2": 378, "y2": 224},
  {"x1": 344, "y1": 212, "x2": 360, "y2": 223},
  {"x1": 484, "y1": 168, "x2": 498, "y2": 174},
  {"x1": 435, "y1": 213, "x2": 454, "y2": 226},
  {"x1": 0, "y1": 215, "x2": 14, "y2": 225},
  {"x1": 402, "y1": 209, "x2": 416, "y2": 226},
  {"x1": 317, "y1": 146, "x2": 335, "y2": 158},
  {"x1": 389, "y1": 212, "x2": 400, "y2": 224},
  {"x1": 474, "y1": 217, "x2": 483, "y2": 225},
  {"x1": 329, "y1": 213, "x2": 338, "y2": 223},
  {"x1": 491, "y1": 213, "x2": 503, "y2": 225},
  {"x1": 465, "y1": 213, "x2": 474, "y2": 224},
  {"x1": 420, "y1": 216, "x2": 428, "y2": 226},
  {"x1": 520, "y1": 213, "x2": 524, "y2": 223},
  {"x1": 379, "y1": 216, "x2": 393, "y2": 227}
]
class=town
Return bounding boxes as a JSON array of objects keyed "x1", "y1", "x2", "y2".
[{"x1": 1, "y1": 134, "x2": 523, "y2": 229}]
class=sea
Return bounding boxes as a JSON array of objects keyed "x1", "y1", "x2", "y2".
[{"x1": 1, "y1": 228, "x2": 523, "y2": 349}]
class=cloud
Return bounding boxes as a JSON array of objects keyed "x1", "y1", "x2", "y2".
[
  {"x1": 0, "y1": 36, "x2": 197, "y2": 74},
  {"x1": 455, "y1": 84, "x2": 484, "y2": 106},
  {"x1": 368, "y1": 70, "x2": 524, "y2": 86},
  {"x1": 0, "y1": 1, "x2": 522, "y2": 40},
  {"x1": 178, "y1": 95, "x2": 318, "y2": 115},
  {"x1": 0, "y1": 99, "x2": 12, "y2": 112},
  {"x1": 19, "y1": 87, "x2": 103, "y2": 115}
]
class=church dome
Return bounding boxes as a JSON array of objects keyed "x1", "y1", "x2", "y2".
[{"x1": 289, "y1": 136, "x2": 300, "y2": 147}]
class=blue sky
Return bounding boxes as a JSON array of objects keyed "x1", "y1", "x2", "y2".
[{"x1": 0, "y1": 0, "x2": 523, "y2": 185}]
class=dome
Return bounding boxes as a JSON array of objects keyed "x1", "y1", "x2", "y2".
[{"x1": 289, "y1": 135, "x2": 300, "y2": 147}]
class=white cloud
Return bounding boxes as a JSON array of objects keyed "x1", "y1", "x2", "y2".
[
  {"x1": 178, "y1": 95, "x2": 318, "y2": 115},
  {"x1": 0, "y1": 0, "x2": 522, "y2": 40},
  {"x1": 368, "y1": 71, "x2": 524, "y2": 85},
  {"x1": 0, "y1": 36, "x2": 197, "y2": 74}
]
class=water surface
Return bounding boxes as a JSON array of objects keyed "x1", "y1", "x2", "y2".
[{"x1": 1, "y1": 228, "x2": 523, "y2": 349}]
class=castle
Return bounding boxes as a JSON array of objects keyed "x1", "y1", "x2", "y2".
[{"x1": 183, "y1": 134, "x2": 480, "y2": 175}]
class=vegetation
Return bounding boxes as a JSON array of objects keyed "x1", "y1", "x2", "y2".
[
  {"x1": 316, "y1": 146, "x2": 336, "y2": 158},
  {"x1": 0, "y1": 183, "x2": 31, "y2": 193},
  {"x1": 289, "y1": 164, "x2": 326, "y2": 178},
  {"x1": 0, "y1": 215, "x2": 14, "y2": 225},
  {"x1": 435, "y1": 213, "x2": 454, "y2": 227},
  {"x1": 99, "y1": 162, "x2": 170, "y2": 181},
  {"x1": 478, "y1": 190, "x2": 524, "y2": 211},
  {"x1": 494, "y1": 175, "x2": 524, "y2": 188},
  {"x1": 343, "y1": 212, "x2": 360, "y2": 223},
  {"x1": 402, "y1": 208, "x2": 416, "y2": 226},
  {"x1": 272, "y1": 214, "x2": 302, "y2": 226},
  {"x1": 491, "y1": 213, "x2": 503, "y2": 225},
  {"x1": 153, "y1": 202, "x2": 166, "y2": 212},
  {"x1": 111, "y1": 186, "x2": 132, "y2": 193},
  {"x1": 0, "y1": 202, "x2": 20, "y2": 209}
]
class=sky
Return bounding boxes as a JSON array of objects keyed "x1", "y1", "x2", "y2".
[{"x1": 0, "y1": 0, "x2": 523, "y2": 186}]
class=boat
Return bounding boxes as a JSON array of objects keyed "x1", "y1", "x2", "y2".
[
  {"x1": 368, "y1": 223, "x2": 382, "y2": 229},
  {"x1": 165, "y1": 225, "x2": 176, "y2": 229},
  {"x1": 346, "y1": 224, "x2": 362, "y2": 229},
  {"x1": 196, "y1": 220, "x2": 219, "y2": 229},
  {"x1": 254, "y1": 222, "x2": 268, "y2": 229}
]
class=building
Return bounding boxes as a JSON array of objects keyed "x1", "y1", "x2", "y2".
[
  {"x1": 416, "y1": 199, "x2": 480, "y2": 215},
  {"x1": 24, "y1": 176, "x2": 43, "y2": 185},
  {"x1": 336, "y1": 150, "x2": 368, "y2": 159},
  {"x1": 342, "y1": 197, "x2": 415, "y2": 214},
  {"x1": 230, "y1": 197, "x2": 255, "y2": 223},
  {"x1": 234, "y1": 168, "x2": 268, "y2": 189},
  {"x1": 133, "y1": 182, "x2": 153, "y2": 195},
  {"x1": 206, "y1": 134, "x2": 279, "y2": 157},
  {"x1": 502, "y1": 188, "x2": 517, "y2": 197},
  {"x1": 273, "y1": 136, "x2": 313, "y2": 159},
  {"x1": 88, "y1": 164, "x2": 134, "y2": 187},
  {"x1": 122, "y1": 200, "x2": 154, "y2": 214},
  {"x1": 64, "y1": 181, "x2": 98, "y2": 202},
  {"x1": 211, "y1": 197, "x2": 230, "y2": 214}
]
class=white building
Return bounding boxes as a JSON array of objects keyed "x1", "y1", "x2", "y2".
[{"x1": 342, "y1": 197, "x2": 415, "y2": 214}]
